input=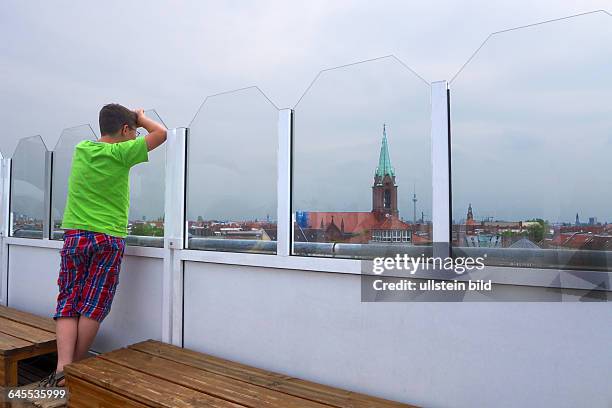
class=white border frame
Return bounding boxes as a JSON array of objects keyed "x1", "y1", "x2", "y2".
[
  {"x1": 162, "y1": 127, "x2": 187, "y2": 346},
  {"x1": 431, "y1": 81, "x2": 451, "y2": 261},
  {"x1": 277, "y1": 109, "x2": 292, "y2": 257}
]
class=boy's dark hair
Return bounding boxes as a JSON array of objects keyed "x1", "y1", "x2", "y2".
[{"x1": 99, "y1": 103, "x2": 137, "y2": 136}]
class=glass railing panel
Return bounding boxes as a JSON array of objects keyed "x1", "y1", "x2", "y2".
[
  {"x1": 450, "y1": 11, "x2": 612, "y2": 271},
  {"x1": 292, "y1": 56, "x2": 432, "y2": 259},
  {"x1": 127, "y1": 109, "x2": 166, "y2": 247},
  {"x1": 10, "y1": 135, "x2": 48, "y2": 238},
  {"x1": 186, "y1": 88, "x2": 278, "y2": 254},
  {"x1": 51, "y1": 125, "x2": 97, "y2": 239}
]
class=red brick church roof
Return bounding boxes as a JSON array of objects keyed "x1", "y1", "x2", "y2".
[{"x1": 305, "y1": 211, "x2": 411, "y2": 233}]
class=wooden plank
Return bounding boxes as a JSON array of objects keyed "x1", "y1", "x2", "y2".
[
  {"x1": 130, "y1": 340, "x2": 417, "y2": 408},
  {"x1": 67, "y1": 376, "x2": 146, "y2": 408},
  {"x1": 0, "y1": 355, "x2": 18, "y2": 387},
  {"x1": 19, "y1": 358, "x2": 51, "y2": 386},
  {"x1": 19, "y1": 359, "x2": 50, "y2": 380},
  {"x1": 0, "y1": 332, "x2": 34, "y2": 356},
  {"x1": 7, "y1": 343, "x2": 57, "y2": 363},
  {"x1": 0, "y1": 318, "x2": 55, "y2": 346},
  {"x1": 0, "y1": 307, "x2": 55, "y2": 334},
  {"x1": 64, "y1": 356, "x2": 245, "y2": 408},
  {"x1": 18, "y1": 367, "x2": 39, "y2": 385},
  {"x1": 100, "y1": 348, "x2": 332, "y2": 408}
]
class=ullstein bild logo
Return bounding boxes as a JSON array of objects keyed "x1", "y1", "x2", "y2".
[
  {"x1": 365, "y1": 255, "x2": 494, "y2": 296},
  {"x1": 372, "y1": 254, "x2": 486, "y2": 275}
]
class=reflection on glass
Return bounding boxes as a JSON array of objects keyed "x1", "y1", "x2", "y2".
[
  {"x1": 186, "y1": 87, "x2": 278, "y2": 254},
  {"x1": 10, "y1": 135, "x2": 48, "y2": 238},
  {"x1": 51, "y1": 125, "x2": 97, "y2": 239},
  {"x1": 127, "y1": 109, "x2": 166, "y2": 247},
  {"x1": 451, "y1": 11, "x2": 612, "y2": 271},
  {"x1": 292, "y1": 56, "x2": 432, "y2": 259}
]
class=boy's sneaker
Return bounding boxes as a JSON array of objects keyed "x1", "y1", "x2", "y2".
[{"x1": 38, "y1": 370, "x2": 65, "y2": 387}]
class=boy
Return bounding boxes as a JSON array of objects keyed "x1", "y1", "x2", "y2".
[{"x1": 39, "y1": 104, "x2": 167, "y2": 387}]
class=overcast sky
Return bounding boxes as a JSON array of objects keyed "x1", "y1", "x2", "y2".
[{"x1": 1, "y1": 1, "x2": 610, "y2": 224}]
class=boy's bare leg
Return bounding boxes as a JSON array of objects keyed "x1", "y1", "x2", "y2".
[
  {"x1": 53, "y1": 316, "x2": 100, "y2": 387},
  {"x1": 55, "y1": 316, "x2": 78, "y2": 373},
  {"x1": 74, "y1": 315, "x2": 100, "y2": 361}
]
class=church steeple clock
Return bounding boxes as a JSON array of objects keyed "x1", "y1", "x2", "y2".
[{"x1": 372, "y1": 124, "x2": 398, "y2": 219}]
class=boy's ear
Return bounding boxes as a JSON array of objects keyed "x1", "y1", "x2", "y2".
[{"x1": 121, "y1": 124, "x2": 130, "y2": 135}]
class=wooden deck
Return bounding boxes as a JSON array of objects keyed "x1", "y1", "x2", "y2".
[
  {"x1": 0, "y1": 307, "x2": 56, "y2": 387},
  {"x1": 65, "y1": 339, "x2": 418, "y2": 407}
]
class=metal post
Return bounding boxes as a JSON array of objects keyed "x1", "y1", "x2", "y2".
[
  {"x1": 0, "y1": 157, "x2": 10, "y2": 306},
  {"x1": 431, "y1": 81, "x2": 451, "y2": 259},
  {"x1": 162, "y1": 128, "x2": 187, "y2": 346},
  {"x1": 42, "y1": 151, "x2": 52, "y2": 240},
  {"x1": 277, "y1": 109, "x2": 293, "y2": 257}
]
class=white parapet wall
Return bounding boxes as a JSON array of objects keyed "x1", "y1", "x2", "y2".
[
  {"x1": 7, "y1": 244, "x2": 164, "y2": 353},
  {"x1": 183, "y1": 261, "x2": 612, "y2": 408}
]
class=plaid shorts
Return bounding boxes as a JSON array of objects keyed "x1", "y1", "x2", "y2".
[{"x1": 54, "y1": 229, "x2": 126, "y2": 323}]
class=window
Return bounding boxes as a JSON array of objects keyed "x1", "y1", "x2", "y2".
[
  {"x1": 186, "y1": 88, "x2": 278, "y2": 254},
  {"x1": 451, "y1": 11, "x2": 612, "y2": 271},
  {"x1": 292, "y1": 56, "x2": 432, "y2": 258},
  {"x1": 10, "y1": 135, "x2": 48, "y2": 238}
]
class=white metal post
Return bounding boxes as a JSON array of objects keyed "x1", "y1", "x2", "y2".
[
  {"x1": 0, "y1": 157, "x2": 10, "y2": 306},
  {"x1": 43, "y1": 151, "x2": 52, "y2": 240},
  {"x1": 277, "y1": 109, "x2": 293, "y2": 257},
  {"x1": 431, "y1": 81, "x2": 451, "y2": 258},
  {"x1": 162, "y1": 128, "x2": 187, "y2": 346}
]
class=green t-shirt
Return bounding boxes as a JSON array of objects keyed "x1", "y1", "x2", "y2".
[{"x1": 61, "y1": 137, "x2": 149, "y2": 238}]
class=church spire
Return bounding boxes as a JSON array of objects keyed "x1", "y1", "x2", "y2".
[{"x1": 375, "y1": 124, "x2": 395, "y2": 178}]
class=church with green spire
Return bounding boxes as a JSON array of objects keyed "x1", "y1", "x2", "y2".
[
  {"x1": 295, "y1": 124, "x2": 416, "y2": 245},
  {"x1": 375, "y1": 124, "x2": 395, "y2": 178},
  {"x1": 372, "y1": 124, "x2": 399, "y2": 219}
]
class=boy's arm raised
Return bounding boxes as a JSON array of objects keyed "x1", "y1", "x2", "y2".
[{"x1": 136, "y1": 109, "x2": 167, "y2": 151}]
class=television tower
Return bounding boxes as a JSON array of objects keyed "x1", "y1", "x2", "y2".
[{"x1": 412, "y1": 185, "x2": 417, "y2": 225}]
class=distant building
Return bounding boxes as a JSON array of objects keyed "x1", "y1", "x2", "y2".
[
  {"x1": 508, "y1": 237, "x2": 539, "y2": 249},
  {"x1": 549, "y1": 232, "x2": 612, "y2": 251},
  {"x1": 558, "y1": 225, "x2": 606, "y2": 234},
  {"x1": 464, "y1": 234, "x2": 502, "y2": 248},
  {"x1": 452, "y1": 204, "x2": 531, "y2": 248},
  {"x1": 187, "y1": 219, "x2": 277, "y2": 240},
  {"x1": 466, "y1": 203, "x2": 475, "y2": 226},
  {"x1": 294, "y1": 125, "x2": 425, "y2": 244}
]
